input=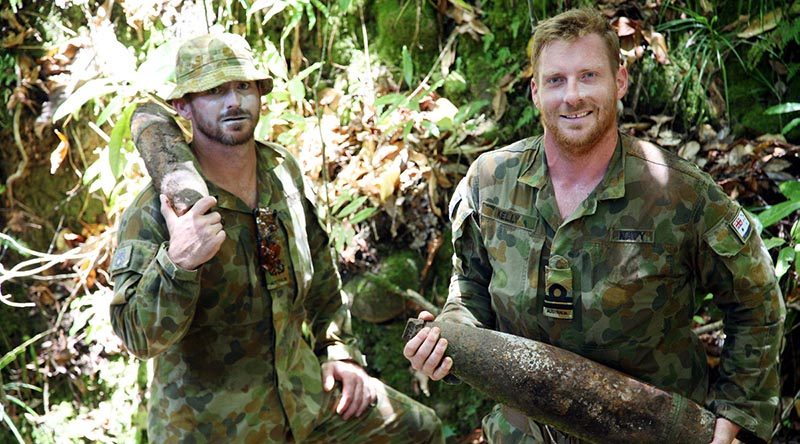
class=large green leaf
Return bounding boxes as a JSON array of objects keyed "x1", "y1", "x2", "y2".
[
  {"x1": 288, "y1": 77, "x2": 305, "y2": 102},
  {"x1": 756, "y1": 200, "x2": 800, "y2": 228},
  {"x1": 775, "y1": 246, "x2": 795, "y2": 279},
  {"x1": 1, "y1": 413, "x2": 25, "y2": 444},
  {"x1": 295, "y1": 62, "x2": 323, "y2": 81},
  {"x1": 402, "y1": 45, "x2": 413, "y2": 87},
  {"x1": 781, "y1": 117, "x2": 800, "y2": 135},
  {"x1": 0, "y1": 329, "x2": 51, "y2": 370},
  {"x1": 780, "y1": 181, "x2": 800, "y2": 200},
  {"x1": 52, "y1": 79, "x2": 117, "y2": 122},
  {"x1": 337, "y1": 195, "x2": 368, "y2": 218},
  {"x1": 765, "y1": 102, "x2": 800, "y2": 114},
  {"x1": 349, "y1": 206, "x2": 378, "y2": 224},
  {"x1": 762, "y1": 237, "x2": 786, "y2": 251},
  {"x1": 108, "y1": 103, "x2": 137, "y2": 179}
]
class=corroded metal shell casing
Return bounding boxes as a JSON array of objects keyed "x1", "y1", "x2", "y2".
[
  {"x1": 402, "y1": 319, "x2": 716, "y2": 444},
  {"x1": 131, "y1": 103, "x2": 209, "y2": 214}
]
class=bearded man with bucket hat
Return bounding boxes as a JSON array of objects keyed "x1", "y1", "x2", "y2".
[{"x1": 109, "y1": 33, "x2": 443, "y2": 443}]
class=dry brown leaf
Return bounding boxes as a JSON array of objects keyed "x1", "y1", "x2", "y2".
[
  {"x1": 678, "y1": 141, "x2": 701, "y2": 161},
  {"x1": 29, "y1": 284, "x2": 56, "y2": 306},
  {"x1": 428, "y1": 173, "x2": 442, "y2": 218},
  {"x1": 642, "y1": 29, "x2": 670, "y2": 65},
  {"x1": 50, "y1": 129, "x2": 70, "y2": 174},
  {"x1": 492, "y1": 88, "x2": 508, "y2": 121},
  {"x1": 737, "y1": 9, "x2": 782, "y2": 38},
  {"x1": 373, "y1": 144, "x2": 401, "y2": 166},
  {"x1": 440, "y1": 41, "x2": 456, "y2": 78},
  {"x1": 379, "y1": 165, "x2": 401, "y2": 202},
  {"x1": 763, "y1": 158, "x2": 791, "y2": 174}
]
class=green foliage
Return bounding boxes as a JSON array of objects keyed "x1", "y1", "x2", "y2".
[
  {"x1": 765, "y1": 102, "x2": 800, "y2": 135},
  {"x1": 0, "y1": 51, "x2": 16, "y2": 122},
  {"x1": 324, "y1": 189, "x2": 380, "y2": 255},
  {"x1": 759, "y1": 181, "x2": 800, "y2": 281},
  {"x1": 374, "y1": 0, "x2": 440, "y2": 79}
]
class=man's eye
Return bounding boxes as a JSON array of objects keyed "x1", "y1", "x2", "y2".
[
  {"x1": 239, "y1": 82, "x2": 251, "y2": 90},
  {"x1": 583, "y1": 72, "x2": 596, "y2": 79},
  {"x1": 546, "y1": 77, "x2": 563, "y2": 85},
  {"x1": 209, "y1": 87, "x2": 222, "y2": 94}
]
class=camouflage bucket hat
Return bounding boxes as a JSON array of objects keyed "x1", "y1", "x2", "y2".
[{"x1": 166, "y1": 33, "x2": 273, "y2": 101}]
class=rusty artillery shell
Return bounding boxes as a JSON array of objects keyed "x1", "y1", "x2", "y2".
[
  {"x1": 131, "y1": 103, "x2": 208, "y2": 215},
  {"x1": 403, "y1": 319, "x2": 716, "y2": 443}
]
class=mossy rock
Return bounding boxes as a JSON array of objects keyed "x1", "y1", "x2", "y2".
[{"x1": 346, "y1": 249, "x2": 422, "y2": 323}]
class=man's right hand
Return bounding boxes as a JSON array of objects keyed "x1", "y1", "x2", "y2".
[
  {"x1": 160, "y1": 194, "x2": 225, "y2": 270},
  {"x1": 402, "y1": 311, "x2": 453, "y2": 381}
]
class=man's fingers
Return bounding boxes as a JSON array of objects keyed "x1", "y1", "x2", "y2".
[
  {"x1": 412, "y1": 327, "x2": 440, "y2": 370},
  {"x1": 341, "y1": 378, "x2": 363, "y2": 419},
  {"x1": 430, "y1": 356, "x2": 453, "y2": 381},
  {"x1": 403, "y1": 327, "x2": 430, "y2": 359},
  {"x1": 336, "y1": 378, "x2": 355, "y2": 416},
  {"x1": 189, "y1": 195, "x2": 218, "y2": 216},
  {"x1": 418, "y1": 311, "x2": 435, "y2": 321},
  {"x1": 212, "y1": 230, "x2": 226, "y2": 248},
  {"x1": 322, "y1": 365, "x2": 335, "y2": 392},
  {"x1": 206, "y1": 211, "x2": 222, "y2": 224},
  {"x1": 421, "y1": 337, "x2": 448, "y2": 375},
  {"x1": 159, "y1": 194, "x2": 178, "y2": 225}
]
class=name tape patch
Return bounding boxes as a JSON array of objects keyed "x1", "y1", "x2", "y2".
[
  {"x1": 730, "y1": 210, "x2": 751, "y2": 243},
  {"x1": 612, "y1": 229, "x2": 654, "y2": 243}
]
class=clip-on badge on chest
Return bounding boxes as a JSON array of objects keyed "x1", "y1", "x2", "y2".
[{"x1": 543, "y1": 255, "x2": 574, "y2": 320}]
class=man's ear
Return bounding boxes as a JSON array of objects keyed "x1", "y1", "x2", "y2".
[
  {"x1": 615, "y1": 64, "x2": 629, "y2": 100},
  {"x1": 172, "y1": 97, "x2": 192, "y2": 120},
  {"x1": 530, "y1": 77, "x2": 540, "y2": 109}
]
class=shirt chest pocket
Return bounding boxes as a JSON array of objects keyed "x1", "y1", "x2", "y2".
[
  {"x1": 584, "y1": 238, "x2": 681, "y2": 344},
  {"x1": 479, "y1": 203, "x2": 545, "y2": 318},
  {"x1": 594, "y1": 239, "x2": 678, "y2": 284}
]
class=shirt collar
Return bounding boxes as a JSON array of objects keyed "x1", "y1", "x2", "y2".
[
  {"x1": 204, "y1": 141, "x2": 287, "y2": 213},
  {"x1": 517, "y1": 132, "x2": 626, "y2": 202}
]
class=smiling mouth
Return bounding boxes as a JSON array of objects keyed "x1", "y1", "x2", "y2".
[{"x1": 561, "y1": 111, "x2": 591, "y2": 119}]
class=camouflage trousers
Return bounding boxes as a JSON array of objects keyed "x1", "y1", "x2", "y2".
[
  {"x1": 149, "y1": 379, "x2": 443, "y2": 443},
  {"x1": 304, "y1": 382, "x2": 444, "y2": 444},
  {"x1": 482, "y1": 404, "x2": 583, "y2": 444}
]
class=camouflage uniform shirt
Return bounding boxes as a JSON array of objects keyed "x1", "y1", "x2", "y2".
[
  {"x1": 110, "y1": 142, "x2": 365, "y2": 442},
  {"x1": 439, "y1": 134, "x2": 785, "y2": 441}
]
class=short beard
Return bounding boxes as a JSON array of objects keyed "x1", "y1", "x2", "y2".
[
  {"x1": 193, "y1": 110, "x2": 255, "y2": 146},
  {"x1": 544, "y1": 101, "x2": 617, "y2": 156}
]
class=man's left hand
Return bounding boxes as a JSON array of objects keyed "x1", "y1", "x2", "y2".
[
  {"x1": 321, "y1": 361, "x2": 378, "y2": 420},
  {"x1": 709, "y1": 417, "x2": 740, "y2": 444}
]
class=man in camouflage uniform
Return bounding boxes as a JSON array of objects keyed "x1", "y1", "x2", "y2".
[
  {"x1": 404, "y1": 8, "x2": 784, "y2": 444},
  {"x1": 109, "y1": 33, "x2": 443, "y2": 443}
]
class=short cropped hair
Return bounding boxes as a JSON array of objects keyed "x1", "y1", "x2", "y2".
[{"x1": 531, "y1": 8, "x2": 620, "y2": 78}]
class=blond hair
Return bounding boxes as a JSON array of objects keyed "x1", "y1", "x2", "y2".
[{"x1": 531, "y1": 8, "x2": 620, "y2": 78}]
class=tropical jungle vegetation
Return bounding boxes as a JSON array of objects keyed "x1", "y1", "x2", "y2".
[{"x1": 1, "y1": 0, "x2": 799, "y2": 442}]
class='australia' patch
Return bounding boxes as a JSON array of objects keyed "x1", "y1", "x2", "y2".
[
  {"x1": 110, "y1": 245, "x2": 133, "y2": 272},
  {"x1": 730, "y1": 210, "x2": 752, "y2": 243}
]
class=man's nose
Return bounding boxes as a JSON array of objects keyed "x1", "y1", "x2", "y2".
[
  {"x1": 223, "y1": 88, "x2": 242, "y2": 108},
  {"x1": 563, "y1": 78, "x2": 582, "y2": 106}
]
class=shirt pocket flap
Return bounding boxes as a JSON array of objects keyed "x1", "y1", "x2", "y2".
[
  {"x1": 110, "y1": 240, "x2": 159, "y2": 276},
  {"x1": 703, "y1": 210, "x2": 747, "y2": 258}
]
